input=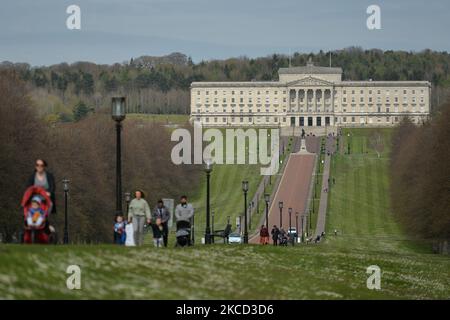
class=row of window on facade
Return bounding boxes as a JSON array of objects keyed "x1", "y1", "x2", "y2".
[
  {"x1": 196, "y1": 95, "x2": 425, "y2": 105},
  {"x1": 196, "y1": 88, "x2": 426, "y2": 96},
  {"x1": 196, "y1": 104, "x2": 426, "y2": 114},
  {"x1": 196, "y1": 115, "x2": 414, "y2": 124},
  {"x1": 197, "y1": 90, "x2": 287, "y2": 96}
]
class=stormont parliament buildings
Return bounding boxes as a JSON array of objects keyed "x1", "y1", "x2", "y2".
[{"x1": 190, "y1": 59, "x2": 430, "y2": 129}]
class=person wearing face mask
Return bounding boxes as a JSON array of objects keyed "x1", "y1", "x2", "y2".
[
  {"x1": 175, "y1": 195, "x2": 194, "y2": 223},
  {"x1": 26, "y1": 159, "x2": 56, "y2": 214}
]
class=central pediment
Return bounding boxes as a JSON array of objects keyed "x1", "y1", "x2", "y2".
[{"x1": 286, "y1": 76, "x2": 334, "y2": 87}]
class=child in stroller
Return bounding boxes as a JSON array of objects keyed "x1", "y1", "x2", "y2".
[
  {"x1": 175, "y1": 220, "x2": 191, "y2": 247},
  {"x1": 21, "y1": 186, "x2": 52, "y2": 244},
  {"x1": 278, "y1": 228, "x2": 288, "y2": 246}
]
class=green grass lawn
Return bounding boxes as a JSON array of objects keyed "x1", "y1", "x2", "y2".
[
  {"x1": 189, "y1": 128, "x2": 284, "y2": 239},
  {"x1": 127, "y1": 113, "x2": 189, "y2": 124},
  {"x1": 1, "y1": 128, "x2": 449, "y2": 300},
  {"x1": 1, "y1": 243, "x2": 448, "y2": 299},
  {"x1": 326, "y1": 128, "x2": 407, "y2": 252},
  {"x1": 190, "y1": 163, "x2": 261, "y2": 238}
]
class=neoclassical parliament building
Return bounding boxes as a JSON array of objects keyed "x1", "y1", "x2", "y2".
[{"x1": 190, "y1": 60, "x2": 430, "y2": 128}]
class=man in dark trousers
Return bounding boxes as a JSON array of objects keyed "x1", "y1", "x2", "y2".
[
  {"x1": 271, "y1": 225, "x2": 280, "y2": 246},
  {"x1": 153, "y1": 199, "x2": 171, "y2": 247}
]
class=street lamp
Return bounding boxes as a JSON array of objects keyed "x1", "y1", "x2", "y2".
[
  {"x1": 301, "y1": 213, "x2": 305, "y2": 243},
  {"x1": 112, "y1": 97, "x2": 126, "y2": 216},
  {"x1": 278, "y1": 201, "x2": 283, "y2": 228},
  {"x1": 264, "y1": 193, "x2": 270, "y2": 228},
  {"x1": 204, "y1": 159, "x2": 213, "y2": 244},
  {"x1": 248, "y1": 203, "x2": 252, "y2": 230},
  {"x1": 309, "y1": 208, "x2": 312, "y2": 231},
  {"x1": 288, "y1": 207, "x2": 292, "y2": 241},
  {"x1": 347, "y1": 132, "x2": 351, "y2": 154},
  {"x1": 211, "y1": 210, "x2": 215, "y2": 244},
  {"x1": 62, "y1": 178, "x2": 70, "y2": 244},
  {"x1": 295, "y1": 212, "x2": 299, "y2": 245},
  {"x1": 242, "y1": 180, "x2": 249, "y2": 244},
  {"x1": 124, "y1": 192, "x2": 131, "y2": 218}
]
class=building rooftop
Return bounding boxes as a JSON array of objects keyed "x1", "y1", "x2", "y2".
[{"x1": 279, "y1": 59, "x2": 342, "y2": 75}]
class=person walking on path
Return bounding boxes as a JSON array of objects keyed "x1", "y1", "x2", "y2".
[
  {"x1": 128, "y1": 190, "x2": 151, "y2": 246},
  {"x1": 271, "y1": 225, "x2": 280, "y2": 246},
  {"x1": 259, "y1": 225, "x2": 270, "y2": 245},
  {"x1": 26, "y1": 159, "x2": 56, "y2": 214},
  {"x1": 153, "y1": 199, "x2": 171, "y2": 247}
]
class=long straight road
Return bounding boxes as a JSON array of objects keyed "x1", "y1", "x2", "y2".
[
  {"x1": 268, "y1": 153, "x2": 315, "y2": 231},
  {"x1": 249, "y1": 136, "x2": 319, "y2": 243}
]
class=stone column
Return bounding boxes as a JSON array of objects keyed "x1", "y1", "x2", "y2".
[
  {"x1": 313, "y1": 89, "x2": 317, "y2": 113},
  {"x1": 322, "y1": 89, "x2": 325, "y2": 112},
  {"x1": 331, "y1": 87, "x2": 334, "y2": 113}
]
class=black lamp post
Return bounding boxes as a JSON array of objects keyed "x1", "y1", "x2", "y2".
[
  {"x1": 112, "y1": 97, "x2": 126, "y2": 216},
  {"x1": 191, "y1": 214, "x2": 195, "y2": 245},
  {"x1": 288, "y1": 208, "x2": 293, "y2": 246},
  {"x1": 242, "y1": 180, "x2": 249, "y2": 244},
  {"x1": 347, "y1": 133, "x2": 351, "y2": 154},
  {"x1": 124, "y1": 192, "x2": 131, "y2": 218},
  {"x1": 211, "y1": 210, "x2": 215, "y2": 244},
  {"x1": 295, "y1": 212, "x2": 299, "y2": 245},
  {"x1": 278, "y1": 201, "x2": 283, "y2": 228},
  {"x1": 248, "y1": 203, "x2": 252, "y2": 230},
  {"x1": 204, "y1": 159, "x2": 213, "y2": 244},
  {"x1": 288, "y1": 207, "x2": 292, "y2": 234},
  {"x1": 309, "y1": 208, "x2": 312, "y2": 230},
  {"x1": 301, "y1": 214, "x2": 305, "y2": 243},
  {"x1": 62, "y1": 178, "x2": 70, "y2": 244},
  {"x1": 264, "y1": 193, "x2": 270, "y2": 228}
]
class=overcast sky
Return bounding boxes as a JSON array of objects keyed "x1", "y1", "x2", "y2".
[{"x1": 1, "y1": 0, "x2": 449, "y2": 66}]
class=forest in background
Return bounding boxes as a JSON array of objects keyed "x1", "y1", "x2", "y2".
[
  {"x1": 390, "y1": 103, "x2": 450, "y2": 247},
  {"x1": 0, "y1": 69, "x2": 201, "y2": 243},
  {"x1": 1, "y1": 48, "x2": 450, "y2": 123}
]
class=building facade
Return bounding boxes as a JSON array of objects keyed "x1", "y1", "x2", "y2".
[{"x1": 190, "y1": 60, "x2": 431, "y2": 128}]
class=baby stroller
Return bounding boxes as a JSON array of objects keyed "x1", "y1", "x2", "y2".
[
  {"x1": 21, "y1": 186, "x2": 52, "y2": 244},
  {"x1": 278, "y1": 231, "x2": 288, "y2": 246},
  {"x1": 175, "y1": 220, "x2": 191, "y2": 247}
]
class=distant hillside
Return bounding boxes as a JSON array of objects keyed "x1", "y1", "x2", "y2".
[
  {"x1": 130, "y1": 52, "x2": 190, "y2": 69},
  {"x1": 1, "y1": 48, "x2": 449, "y2": 122}
]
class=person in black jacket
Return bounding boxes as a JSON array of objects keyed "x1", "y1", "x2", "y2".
[
  {"x1": 26, "y1": 159, "x2": 56, "y2": 214},
  {"x1": 271, "y1": 225, "x2": 280, "y2": 246}
]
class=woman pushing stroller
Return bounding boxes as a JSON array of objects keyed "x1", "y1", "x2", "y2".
[{"x1": 21, "y1": 159, "x2": 57, "y2": 244}]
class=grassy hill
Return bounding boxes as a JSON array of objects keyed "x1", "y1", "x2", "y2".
[{"x1": 1, "y1": 128, "x2": 449, "y2": 300}]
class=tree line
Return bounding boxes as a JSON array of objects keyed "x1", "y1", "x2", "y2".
[
  {"x1": 0, "y1": 69, "x2": 201, "y2": 243},
  {"x1": 390, "y1": 102, "x2": 450, "y2": 251},
  {"x1": 1, "y1": 47, "x2": 450, "y2": 123}
]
